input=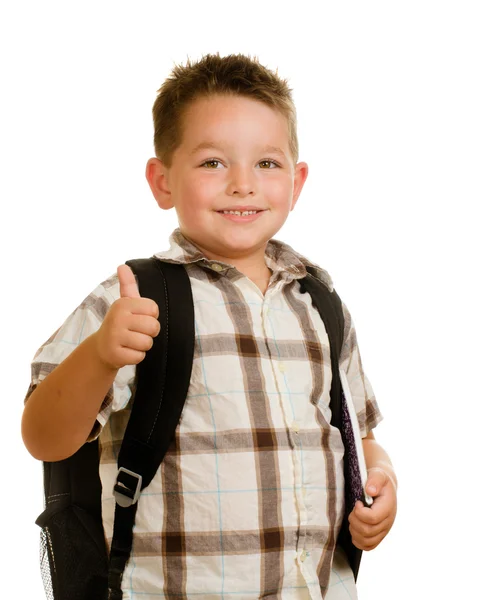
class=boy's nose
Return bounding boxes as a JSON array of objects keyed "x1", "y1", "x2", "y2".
[{"x1": 226, "y1": 167, "x2": 256, "y2": 196}]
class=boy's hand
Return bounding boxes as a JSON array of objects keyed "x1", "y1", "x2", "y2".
[
  {"x1": 93, "y1": 264, "x2": 161, "y2": 371},
  {"x1": 348, "y1": 468, "x2": 397, "y2": 551}
]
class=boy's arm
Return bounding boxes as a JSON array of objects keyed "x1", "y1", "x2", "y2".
[
  {"x1": 21, "y1": 332, "x2": 119, "y2": 462},
  {"x1": 337, "y1": 301, "x2": 395, "y2": 549},
  {"x1": 21, "y1": 265, "x2": 160, "y2": 463},
  {"x1": 362, "y1": 430, "x2": 398, "y2": 489},
  {"x1": 347, "y1": 431, "x2": 398, "y2": 551}
]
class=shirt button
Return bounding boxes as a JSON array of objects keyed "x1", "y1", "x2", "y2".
[
  {"x1": 278, "y1": 362, "x2": 286, "y2": 372},
  {"x1": 302, "y1": 486, "x2": 307, "y2": 498},
  {"x1": 292, "y1": 421, "x2": 300, "y2": 433},
  {"x1": 300, "y1": 549, "x2": 307, "y2": 562},
  {"x1": 264, "y1": 306, "x2": 270, "y2": 316},
  {"x1": 211, "y1": 263, "x2": 224, "y2": 272}
]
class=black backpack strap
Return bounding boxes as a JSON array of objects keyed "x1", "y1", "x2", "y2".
[
  {"x1": 298, "y1": 267, "x2": 344, "y2": 428},
  {"x1": 108, "y1": 259, "x2": 195, "y2": 599},
  {"x1": 299, "y1": 267, "x2": 363, "y2": 580}
]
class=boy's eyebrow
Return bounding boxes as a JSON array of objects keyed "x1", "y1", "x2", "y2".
[{"x1": 189, "y1": 141, "x2": 287, "y2": 159}]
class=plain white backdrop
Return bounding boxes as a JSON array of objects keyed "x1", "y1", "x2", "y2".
[{"x1": 1, "y1": 1, "x2": 478, "y2": 598}]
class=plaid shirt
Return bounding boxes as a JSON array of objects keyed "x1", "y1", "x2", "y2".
[{"x1": 26, "y1": 229, "x2": 383, "y2": 599}]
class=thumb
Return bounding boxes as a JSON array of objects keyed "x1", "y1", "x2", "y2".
[
  {"x1": 365, "y1": 468, "x2": 389, "y2": 497},
  {"x1": 117, "y1": 264, "x2": 141, "y2": 299}
]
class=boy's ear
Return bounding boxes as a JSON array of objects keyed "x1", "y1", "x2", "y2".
[
  {"x1": 290, "y1": 161, "x2": 309, "y2": 211},
  {"x1": 145, "y1": 158, "x2": 174, "y2": 210}
]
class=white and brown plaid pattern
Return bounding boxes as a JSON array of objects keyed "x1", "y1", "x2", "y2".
[{"x1": 26, "y1": 229, "x2": 382, "y2": 599}]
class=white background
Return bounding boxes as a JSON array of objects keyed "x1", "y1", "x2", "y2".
[{"x1": 1, "y1": 1, "x2": 478, "y2": 598}]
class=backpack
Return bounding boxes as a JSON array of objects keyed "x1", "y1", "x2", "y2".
[{"x1": 35, "y1": 258, "x2": 368, "y2": 600}]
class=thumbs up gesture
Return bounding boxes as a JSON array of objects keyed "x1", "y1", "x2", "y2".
[{"x1": 94, "y1": 265, "x2": 161, "y2": 371}]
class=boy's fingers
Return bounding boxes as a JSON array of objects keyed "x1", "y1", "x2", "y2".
[
  {"x1": 351, "y1": 529, "x2": 386, "y2": 551},
  {"x1": 348, "y1": 505, "x2": 387, "y2": 528},
  {"x1": 118, "y1": 264, "x2": 141, "y2": 299},
  {"x1": 350, "y1": 500, "x2": 385, "y2": 526},
  {"x1": 350, "y1": 481, "x2": 396, "y2": 528}
]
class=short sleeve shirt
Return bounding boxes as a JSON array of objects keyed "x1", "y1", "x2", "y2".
[{"x1": 25, "y1": 229, "x2": 383, "y2": 599}]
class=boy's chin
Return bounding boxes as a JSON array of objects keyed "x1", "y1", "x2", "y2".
[
  {"x1": 183, "y1": 224, "x2": 280, "y2": 258},
  {"x1": 214, "y1": 233, "x2": 276, "y2": 256}
]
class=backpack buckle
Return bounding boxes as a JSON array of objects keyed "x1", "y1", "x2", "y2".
[{"x1": 114, "y1": 467, "x2": 142, "y2": 507}]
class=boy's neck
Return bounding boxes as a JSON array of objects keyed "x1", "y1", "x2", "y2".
[{"x1": 185, "y1": 235, "x2": 272, "y2": 282}]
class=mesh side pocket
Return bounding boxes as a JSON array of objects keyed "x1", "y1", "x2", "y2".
[
  {"x1": 40, "y1": 526, "x2": 55, "y2": 600},
  {"x1": 36, "y1": 503, "x2": 109, "y2": 600}
]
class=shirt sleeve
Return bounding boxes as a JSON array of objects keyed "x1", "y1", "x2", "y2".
[
  {"x1": 24, "y1": 273, "x2": 136, "y2": 441},
  {"x1": 338, "y1": 301, "x2": 383, "y2": 437}
]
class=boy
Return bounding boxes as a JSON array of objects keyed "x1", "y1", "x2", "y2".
[{"x1": 22, "y1": 53, "x2": 397, "y2": 599}]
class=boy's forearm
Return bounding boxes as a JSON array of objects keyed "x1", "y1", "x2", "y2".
[
  {"x1": 362, "y1": 435, "x2": 398, "y2": 489},
  {"x1": 21, "y1": 332, "x2": 118, "y2": 462}
]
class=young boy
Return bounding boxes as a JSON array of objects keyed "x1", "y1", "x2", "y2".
[{"x1": 22, "y1": 53, "x2": 397, "y2": 599}]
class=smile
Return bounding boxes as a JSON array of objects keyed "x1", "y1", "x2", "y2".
[{"x1": 216, "y1": 210, "x2": 266, "y2": 223}]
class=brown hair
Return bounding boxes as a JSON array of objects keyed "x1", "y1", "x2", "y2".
[{"x1": 152, "y1": 52, "x2": 298, "y2": 168}]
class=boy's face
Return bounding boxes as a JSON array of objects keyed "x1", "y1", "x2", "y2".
[{"x1": 146, "y1": 94, "x2": 308, "y2": 265}]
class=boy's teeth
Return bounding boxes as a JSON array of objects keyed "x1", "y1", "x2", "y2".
[{"x1": 221, "y1": 210, "x2": 258, "y2": 216}]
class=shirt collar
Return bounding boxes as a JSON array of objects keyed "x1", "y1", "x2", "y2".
[{"x1": 153, "y1": 228, "x2": 334, "y2": 291}]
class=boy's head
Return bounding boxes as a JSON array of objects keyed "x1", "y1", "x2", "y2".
[{"x1": 146, "y1": 53, "x2": 308, "y2": 267}]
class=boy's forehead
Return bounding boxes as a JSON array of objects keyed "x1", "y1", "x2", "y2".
[{"x1": 180, "y1": 95, "x2": 290, "y2": 154}]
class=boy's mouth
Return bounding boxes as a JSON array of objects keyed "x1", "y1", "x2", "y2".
[
  {"x1": 216, "y1": 209, "x2": 266, "y2": 222},
  {"x1": 217, "y1": 209, "x2": 262, "y2": 216}
]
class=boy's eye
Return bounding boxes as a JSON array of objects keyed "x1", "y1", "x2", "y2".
[
  {"x1": 202, "y1": 160, "x2": 222, "y2": 169},
  {"x1": 200, "y1": 159, "x2": 280, "y2": 169},
  {"x1": 258, "y1": 160, "x2": 280, "y2": 169}
]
